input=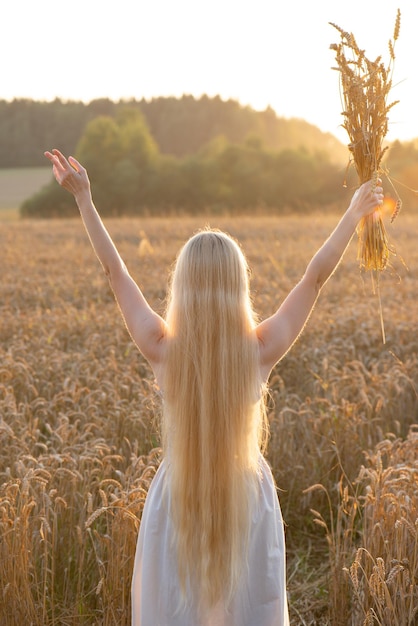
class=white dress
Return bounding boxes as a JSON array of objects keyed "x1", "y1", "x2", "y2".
[{"x1": 131, "y1": 455, "x2": 289, "y2": 626}]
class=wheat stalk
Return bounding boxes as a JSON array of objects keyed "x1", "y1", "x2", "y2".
[{"x1": 330, "y1": 9, "x2": 402, "y2": 273}]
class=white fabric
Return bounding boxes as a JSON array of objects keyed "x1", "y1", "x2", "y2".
[{"x1": 131, "y1": 456, "x2": 289, "y2": 626}]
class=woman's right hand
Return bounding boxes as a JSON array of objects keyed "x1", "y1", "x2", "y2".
[{"x1": 44, "y1": 149, "x2": 91, "y2": 200}]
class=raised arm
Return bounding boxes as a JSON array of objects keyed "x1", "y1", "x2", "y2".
[
  {"x1": 44, "y1": 149, "x2": 166, "y2": 366},
  {"x1": 256, "y1": 179, "x2": 384, "y2": 378}
]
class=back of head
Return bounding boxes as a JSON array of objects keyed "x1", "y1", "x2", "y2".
[
  {"x1": 162, "y1": 229, "x2": 268, "y2": 615},
  {"x1": 167, "y1": 229, "x2": 254, "y2": 336}
]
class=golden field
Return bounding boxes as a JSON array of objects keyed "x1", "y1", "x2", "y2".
[{"x1": 1, "y1": 210, "x2": 417, "y2": 625}]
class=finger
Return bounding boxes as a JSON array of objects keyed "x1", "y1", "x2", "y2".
[
  {"x1": 68, "y1": 156, "x2": 84, "y2": 173},
  {"x1": 44, "y1": 151, "x2": 55, "y2": 163},
  {"x1": 44, "y1": 149, "x2": 65, "y2": 171},
  {"x1": 44, "y1": 150, "x2": 66, "y2": 175},
  {"x1": 52, "y1": 148, "x2": 66, "y2": 159},
  {"x1": 374, "y1": 191, "x2": 384, "y2": 206},
  {"x1": 52, "y1": 149, "x2": 71, "y2": 170},
  {"x1": 44, "y1": 150, "x2": 61, "y2": 164}
]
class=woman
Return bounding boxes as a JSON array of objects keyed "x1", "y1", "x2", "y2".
[{"x1": 45, "y1": 149, "x2": 384, "y2": 626}]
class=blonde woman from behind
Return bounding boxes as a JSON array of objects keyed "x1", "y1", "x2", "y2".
[{"x1": 45, "y1": 148, "x2": 384, "y2": 626}]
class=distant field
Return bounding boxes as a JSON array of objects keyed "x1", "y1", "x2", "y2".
[{"x1": 0, "y1": 167, "x2": 51, "y2": 217}]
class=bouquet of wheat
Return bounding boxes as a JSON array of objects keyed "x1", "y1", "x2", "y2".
[{"x1": 330, "y1": 10, "x2": 401, "y2": 274}]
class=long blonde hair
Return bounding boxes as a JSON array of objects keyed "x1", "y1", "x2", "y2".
[{"x1": 162, "y1": 229, "x2": 268, "y2": 613}]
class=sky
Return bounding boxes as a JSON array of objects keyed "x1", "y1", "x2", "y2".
[{"x1": 3, "y1": 0, "x2": 417, "y2": 144}]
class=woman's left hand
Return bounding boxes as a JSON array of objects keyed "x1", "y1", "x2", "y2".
[{"x1": 348, "y1": 179, "x2": 384, "y2": 220}]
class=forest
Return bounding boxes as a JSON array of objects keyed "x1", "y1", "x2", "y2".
[
  {"x1": 2, "y1": 96, "x2": 418, "y2": 216},
  {"x1": 0, "y1": 95, "x2": 348, "y2": 166}
]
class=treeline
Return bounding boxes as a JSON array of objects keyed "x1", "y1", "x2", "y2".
[
  {"x1": 0, "y1": 95, "x2": 347, "y2": 167},
  {"x1": 22, "y1": 108, "x2": 347, "y2": 217},
  {"x1": 9, "y1": 96, "x2": 418, "y2": 217}
]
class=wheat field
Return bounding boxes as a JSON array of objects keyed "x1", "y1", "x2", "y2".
[{"x1": 1, "y1": 211, "x2": 417, "y2": 625}]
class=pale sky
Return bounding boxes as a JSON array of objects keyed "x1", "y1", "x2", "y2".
[{"x1": 3, "y1": 0, "x2": 417, "y2": 143}]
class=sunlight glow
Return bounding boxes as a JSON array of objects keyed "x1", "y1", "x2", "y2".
[{"x1": 3, "y1": 0, "x2": 417, "y2": 142}]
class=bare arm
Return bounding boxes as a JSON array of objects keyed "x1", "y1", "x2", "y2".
[
  {"x1": 44, "y1": 149, "x2": 166, "y2": 366},
  {"x1": 257, "y1": 180, "x2": 384, "y2": 378}
]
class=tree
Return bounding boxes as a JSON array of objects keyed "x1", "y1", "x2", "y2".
[
  {"x1": 73, "y1": 110, "x2": 160, "y2": 214},
  {"x1": 21, "y1": 105, "x2": 347, "y2": 217}
]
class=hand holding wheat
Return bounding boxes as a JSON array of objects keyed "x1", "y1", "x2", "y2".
[
  {"x1": 349, "y1": 179, "x2": 384, "y2": 221},
  {"x1": 330, "y1": 9, "x2": 401, "y2": 273}
]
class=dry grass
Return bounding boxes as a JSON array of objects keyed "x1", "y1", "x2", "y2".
[
  {"x1": 330, "y1": 11, "x2": 402, "y2": 273},
  {"x1": 348, "y1": 428, "x2": 418, "y2": 625},
  {"x1": 1, "y1": 213, "x2": 417, "y2": 624}
]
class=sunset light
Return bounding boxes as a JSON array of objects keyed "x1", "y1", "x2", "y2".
[{"x1": 3, "y1": 0, "x2": 418, "y2": 142}]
